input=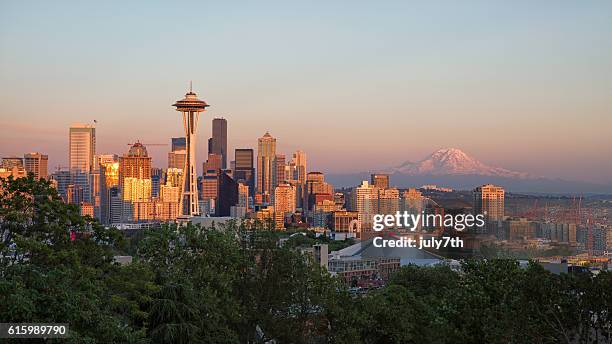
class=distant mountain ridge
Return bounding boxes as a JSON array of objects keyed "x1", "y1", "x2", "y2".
[
  {"x1": 326, "y1": 148, "x2": 612, "y2": 194},
  {"x1": 385, "y1": 148, "x2": 530, "y2": 179}
]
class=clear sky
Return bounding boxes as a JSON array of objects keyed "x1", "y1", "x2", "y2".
[{"x1": 1, "y1": 1, "x2": 611, "y2": 183}]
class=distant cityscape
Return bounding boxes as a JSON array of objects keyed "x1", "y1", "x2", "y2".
[{"x1": 1, "y1": 87, "x2": 611, "y2": 282}]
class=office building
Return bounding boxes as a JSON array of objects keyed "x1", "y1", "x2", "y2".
[
  {"x1": 99, "y1": 160, "x2": 119, "y2": 225},
  {"x1": 274, "y1": 183, "x2": 296, "y2": 229},
  {"x1": 473, "y1": 184, "x2": 505, "y2": 234},
  {"x1": 210, "y1": 118, "x2": 227, "y2": 169},
  {"x1": 203, "y1": 153, "x2": 222, "y2": 174},
  {"x1": 291, "y1": 150, "x2": 307, "y2": 184},
  {"x1": 217, "y1": 171, "x2": 238, "y2": 216},
  {"x1": 401, "y1": 188, "x2": 424, "y2": 230},
  {"x1": 119, "y1": 143, "x2": 152, "y2": 221},
  {"x1": 23, "y1": 153, "x2": 48, "y2": 180},
  {"x1": 256, "y1": 132, "x2": 276, "y2": 196},
  {"x1": 274, "y1": 154, "x2": 286, "y2": 187},
  {"x1": 1, "y1": 156, "x2": 24, "y2": 169},
  {"x1": 69, "y1": 124, "x2": 95, "y2": 173},
  {"x1": 378, "y1": 188, "x2": 399, "y2": 215},
  {"x1": 234, "y1": 148, "x2": 255, "y2": 196},
  {"x1": 151, "y1": 167, "x2": 164, "y2": 198},
  {"x1": 473, "y1": 184, "x2": 505, "y2": 220},
  {"x1": 349, "y1": 180, "x2": 379, "y2": 232},
  {"x1": 171, "y1": 137, "x2": 186, "y2": 152},
  {"x1": 304, "y1": 172, "x2": 334, "y2": 211},
  {"x1": 371, "y1": 174, "x2": 389, "y2": 189}
]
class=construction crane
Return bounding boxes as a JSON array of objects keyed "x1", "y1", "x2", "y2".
[
  {"x1": 127, "y1": 142, "x2": 168, "y2": 147},
  {"x1": 584, "y1": 207, "x2": 595, "y2": 257}
]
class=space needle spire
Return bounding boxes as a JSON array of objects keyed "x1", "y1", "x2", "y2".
[{"x1": 172, "y1": 84, "x2": 209, "y2": 217}]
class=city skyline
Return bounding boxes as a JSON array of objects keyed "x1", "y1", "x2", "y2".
[{"x1": 1, "y1": 1, "x2": 611, "y2": 183}]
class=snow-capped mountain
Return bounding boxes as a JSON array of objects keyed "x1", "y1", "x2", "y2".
[{"x1": 387, "y1": 148, "x2": 530, "y2": 178}]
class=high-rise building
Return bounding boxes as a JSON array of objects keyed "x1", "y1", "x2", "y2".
[
  {"x1": 120, "y1": 143, "x2": 152, "y2": 185},
  {"x1": 235, "y1": 149, "x2": 254, "y2": 170},
  {"x1": 168, "y1": 150, "x2": 186, "y2": 170},
  {"x1": 1, "y1": 156, "x2": 24, "y2": 169},
  {"x1": 217, "y1": 171, "x2": 238, "y2": 216},
  {"x1": 349, "y1": 180, "x2": 379, "y2": 232},
  {"x1": 69, "y1": 124, "x2": 95, "y2": 203},
  {"x1": 474, "y1": 184, "x2": 505, "y2": 233},
  {"x1": 168, "y1": 137, "x2": 186, "y2": 171},
  {"x1": 119, "y1": 143, "x2": 152, "y2": 221},
  {"x1": 332, "y1": 210, "x2": 360, "y2": 238},
  {"x1": 203, "y1": 153, "x2": 222, "y2": 174},
  {"x1": 274, "y1": 154, "x2": 286, "y2": 187},
  {"x1": 201, "y1": 170, "x2": 219, "y2": 202},
  {"x1": 151, "y1": 167, "x2": 164, "y2": 198},
  {"x1": 173, "y1": 88, "x2": 209, "y2": 217},
  {"x1": 371, "y1": 174, "x2": 389, "y2": 189},
  {"x1": 291, "y1": 150, "x2": 307, "y2": 184},
  {"x1": 473, "y1": 184, "x2": 505, "y2": 220},
  {"x1": 401, "y1": 188, "x2": 424, "y2": 230},
  {"x1": 234, "y1": 148, "x2": 255, "y2": 196},
  {"x1": 50, "y1": 169, "x2": 71, "y2": 201},
  {"x1": 378, "y1": 188, "x2": 399, "y2": 215},
  {"x1": 99, "y1": 159, "x2": 119, "y2": 225},
  {"x1": 237, "y1": 182, "x2": 249, "y2": 209},
  {"x1": 69, "y1": 124, "x2": 95, "y2": 173},
  {"x1": 0, "y1": 166, "x2": 27, "y2": 181},
  {"x1": 210, "y1": 118, "x2": 227, "y2": 169},
  {"x1": 304, "y1": 172, "x2": 334, "y2": 211},
  {"x1": 166, "y1": 168, "x2": 182, "y2": 187},
  {"x1": 108, "y1": 186, "x2": 123, "y2": 224},
  {"x1": 171, "y1": 137, "x2": 186, "y2": 152},
  {"x1": 23, "y1": 153, "x2": 48, "y2": 180},
  {"x1": 257, "y1": 132, "x2": 276, "y2": 196},
  {"x1": 274, "y1": 183, "x2": 296, "y2": 229},
  {"x1": 67, "y1": 184, "x2": 84, "y2": 205},
  {"x1": 95, "y1": 154, "x2": 118, "y2": 171}
]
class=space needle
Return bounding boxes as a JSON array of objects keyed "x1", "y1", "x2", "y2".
[{"x1": 173, "y1": 83, "x2": 209, "y2": 217}]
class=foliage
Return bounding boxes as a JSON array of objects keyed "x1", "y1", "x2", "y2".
[{"x1": 1, "y1": 176, "x2": 611, "y2": 343}]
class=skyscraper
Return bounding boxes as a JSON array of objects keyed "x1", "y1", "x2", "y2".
[
  {"x1": 1, "y1": 156, "x2": 24, "y2": 169},
  {"x1": 401, "y1": 188, "x2": 424, "y2": 230},
  {"x1": 217, "y1": 171, "x2": 238, "y2": 216},
  {"x1": 291, "y1": 150, "x2": 307, "y2": 184},
  {"x1": 69, "y1": 124, "x2": 95, "y2": 203},
  {"x1": 173, "y1": 87, "x2": 209, "y2": 217},
  {"x1": 349, "y1": 180, "x2": 379, "y2": 232},
  {"x1": 473, "y1": 184, "x2": 505, "y2": 220},
  {"x1": 378, "y1": 188, "x2": 399, "y2": 216},
  {"x1": 202, "y1": 153, "x2": 222, "y2": 174},
  {"x1": 120, "y1": 143, "x2": 152, "y2": 221},
  {"x1": 210, "y1": 118, "x2": 227, "y2": 169},
  {"x1": 234, "y1": 148, "x2": 255, "y2": 196},
  {"x1": 99, "y1": 159, "x2": 119, "y2": 225},
  {"x1": 474, "y1": 184, "x2": 505, "y2": 234},
  {"x1": 168, "y1": 137, "x2": 187, "y2": 170},
  {"x1": 304, "y1": 172, "x2": 333, "y2": 211},
  {"x1": 151, "y1": 167, "x2": 164, "y2": 198},
  {"x1": 69, "y1": 124, "x2": 96, "y2": 173},
  {"x1": 23, "y1": 153, "x2": 48, "y2": 180},
  {"x1": 256, "y1": 132, "x2": 276, "y2": 196},
  {"x1": 274, "y1": 183, "x2": 296, "y2": 229},
  {"x1": 371, "y1": 174, "x2": 389, "y2": 189},
  {"x1": 200, "y1": 153, "x2": 222, "y2": 203},
  {"x1": 171, "y1": 137, "x2": 186, "y2": 152},
  {"x1": 274, "y1": 154, "x2": 286, "y2": 187}
]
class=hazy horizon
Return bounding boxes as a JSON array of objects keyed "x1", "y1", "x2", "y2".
[{"x1": 1, "y1": 1, "x2": 611, "y2": 184}]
